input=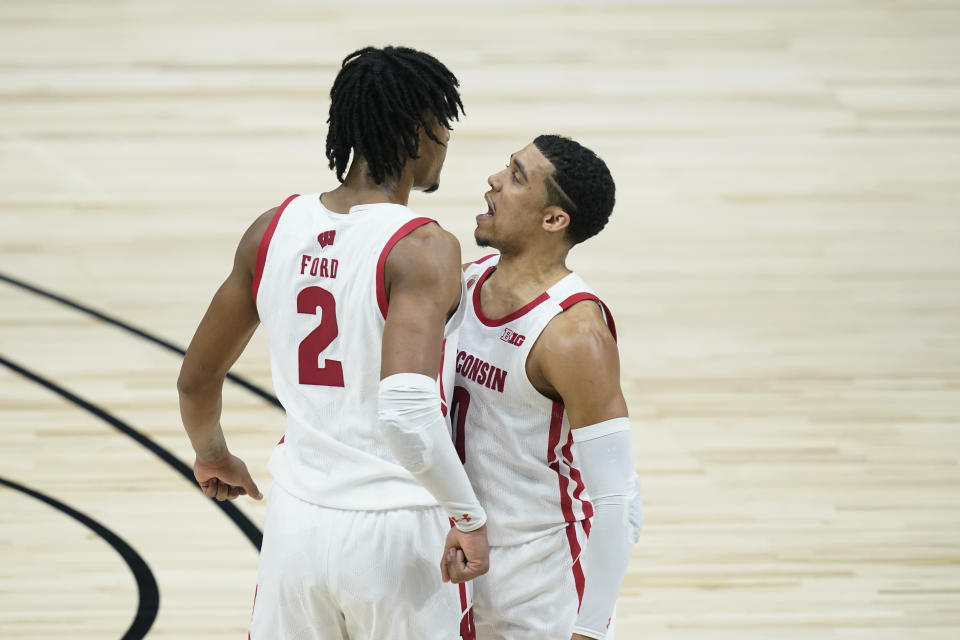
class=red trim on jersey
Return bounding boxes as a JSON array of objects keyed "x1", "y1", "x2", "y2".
[
  {"x1": 474, "y1": 253, "x2": 498, "y2": 265},
  {"x1": 550, "y1": 405, "x2": 589, "y2": 610},
  {"x1": 376, "y1": 217, "x2": 436, "y2": 319},
  {"x1": 277, "y1": 435, "x2": 285, "y2": 445},
  {"x1": 251, "y1": 194, "x2": 299, "y2": 303},
  {"x1": 472, "y1": 266, "x2": 550, "y2": 327},
  {"x1": 565, "y1": 522, "x2": 587, "y2": 611},
  {"x1": 547, "y1": 402, "x2": 578, "y2": 524},
  {"x1": 559, "y1": 292, "x2": 618, "y2": 342},
  {"x1": 562, "y1": 430, "x2": 595, "y2": 520},
  {"x1": 547, "y1": 401, "x2": 564, "y2": 466},
  {"x1": 439, "y1": 338, "x2": 448, "y2": 418}
]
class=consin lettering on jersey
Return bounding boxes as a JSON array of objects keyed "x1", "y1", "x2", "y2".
[
  {"x1": 455, "y1": 350, "x2": 507, "y2": 392},
  {"x1": 300, "y1": 254, "x2": 339, "y2": 278}
]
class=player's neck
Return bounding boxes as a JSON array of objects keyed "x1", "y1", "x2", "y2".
[
  {"x1": 490, "y1": 246, "x2": 571, "y2": 298},
  {"x1": 321, "y1": 159, "x2": 414, "y2": 212}
]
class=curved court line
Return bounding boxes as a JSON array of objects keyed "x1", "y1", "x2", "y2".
[
  {"x1": 0, "y1": 272, "x2": 281, "y2": 409},
  {"x1": 0, "y1": 475, "x2": 159, "y2": 640},
  {"x1": 0, "y1": 354, "x2": 263, "y2": 551}
]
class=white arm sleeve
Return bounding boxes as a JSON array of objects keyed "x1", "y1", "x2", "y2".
[
  {"x1": 628, "y1": 471, "x2": 643, "y2": 543},
  {"x1": 571, "y1": 418, "x2": 635, "y2": 639},
  {"x1": 378, "y1": 372, "x2": 487, "y2": 532}
]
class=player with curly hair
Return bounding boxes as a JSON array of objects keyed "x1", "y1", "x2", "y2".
[{"x1": 447, "y1": 135, "x2": 640, "y2": 640}]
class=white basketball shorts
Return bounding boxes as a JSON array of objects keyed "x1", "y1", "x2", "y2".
[
  {"x1": 471, "y1": 521, "x2": 614, "y2": 640},
  {"x1": 249, "y1": 482, "x2": 471, "y2": 639}
]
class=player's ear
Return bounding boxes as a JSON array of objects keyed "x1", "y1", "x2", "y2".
[{"x1": 541, "y1": 206, "x2": 570, "y2": 234}]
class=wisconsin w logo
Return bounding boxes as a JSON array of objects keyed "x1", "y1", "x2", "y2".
[{"x1": 317, "y1": 230, "x2": 337, "y2": 248}]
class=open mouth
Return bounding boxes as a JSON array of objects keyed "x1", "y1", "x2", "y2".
[{"x1": 476, "y1": 194, "x2": 494, "y2": 223}]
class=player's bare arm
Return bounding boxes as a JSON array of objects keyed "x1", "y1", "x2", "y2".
[
  {"x1": 382, "y1": 223, "x2": 462, "y2": 378},
  {"x1": 176, "y1": 208, "x2": 275, "y2": 502},
  {"x1": 527, "y1": 299, "x2": 627, "y2": 425},
  {"x1": 380, "y1": 223, "x2": 490, "y2": 584},
  {"x1": 529, "y1": 299, "x2": 634, "y2": 640}
]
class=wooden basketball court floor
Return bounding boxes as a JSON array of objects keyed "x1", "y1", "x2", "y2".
[{"x1": 1, "y1": 1, "x2": 958, "y2": 638}]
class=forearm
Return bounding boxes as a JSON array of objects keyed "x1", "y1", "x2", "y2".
[
  {"x1": 178, "y1": 381, "x2": 228, "y2": 461},
  {"x1": 572, "y1": 419, "x2": 635, "y2": 638},
  {"x1": 379, "y1": 373, "x2": 486, "y2": 531},
  {"x1": 573, "y1": 499, "x2": 632, "y2": 638}
]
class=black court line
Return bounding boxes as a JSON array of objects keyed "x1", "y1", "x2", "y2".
[
  {"x1": 0, "y1": 272, "x2": 281, "y2": 409},
  {"x1": 0, "y1": 355, "x2": 263, "y2": 551},
  {"x1": 0, "y1": 475, "x2": 159, "y2": 640}
]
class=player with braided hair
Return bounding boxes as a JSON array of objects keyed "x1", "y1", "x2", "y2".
[
  {"x1": 448, "y1": 135, "x2": 640, "y2": 639},
  {"x1": 178, "y1": 46, "x2": 487, "y2": 639},
  {"x1": 326, "y1": 46, "x2": 464, "y2": 189}
]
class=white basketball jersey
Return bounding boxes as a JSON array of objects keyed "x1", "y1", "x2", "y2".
[
  {"x1": 453, "y1": 254, "x2": 618, "y2": 546},
  {"x1": 254, "y1": 193, "x2": 464, "y2": 511}
]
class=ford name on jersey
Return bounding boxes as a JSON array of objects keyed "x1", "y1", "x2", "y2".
[
  {"x1": 299, "y1": 253, "x2": 339, "y2": 279},
  {"x1": 455, "y1": 349, "x2": 507, "y2": 393}
]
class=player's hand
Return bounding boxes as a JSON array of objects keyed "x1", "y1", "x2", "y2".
[
  {"x1": 441, "y1": 523, "x2": 489, "y2": 584},
  {"x1": 193, "y1": 452, "x2": 263, "y2": 501}
]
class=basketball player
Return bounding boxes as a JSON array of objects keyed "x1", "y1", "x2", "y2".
[
  {"x1": 447, "y1": 135, "x2": 636, "y2": 640},
  {"x1": 177, "y1": 46, "x2": 488, "y2": 639}
]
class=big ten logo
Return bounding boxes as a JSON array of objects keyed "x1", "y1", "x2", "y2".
[
  {"x1": 317, "y1": 230, "x2": 336, "y2": 248},
  {"x1": 499, "y1": 328, "x2": 525, "y2": 347}
]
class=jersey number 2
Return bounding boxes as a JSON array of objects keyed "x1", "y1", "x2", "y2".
[{"x1": 297, "y1": 286, "x2": 344, "y2": 387}]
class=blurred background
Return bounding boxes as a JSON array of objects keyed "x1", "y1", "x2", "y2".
[{"x1": 1, "y1": 1, "x2": 958, "y2": 638}]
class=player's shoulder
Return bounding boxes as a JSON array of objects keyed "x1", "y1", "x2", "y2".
[
  {"x1": 389, "y1": 221, "x2": 461, "y2": 271},
  {"x1": 540, "y1": 296, "x2": 615, "y2": 360},
  {"x1": 247, "y1": 206, "x2": 280, "y2": 240},
  {"x1": 235, "y1": 204, "x2": 282, "y2": 272}
]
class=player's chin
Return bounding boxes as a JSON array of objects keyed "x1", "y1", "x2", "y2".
[
  {"x1": 422, "y1": 182, "x2": 440, "y2": 194},
  {"x1": 474, "y1": 232, "x2": 492, "y2": 248}
]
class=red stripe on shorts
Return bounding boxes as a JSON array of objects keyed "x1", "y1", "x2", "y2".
[
  {"x1": 448, "y1": 517, "x2": 476, "y2": 639},
  {"x1": 458, "y1": 582, "x2": 476, "y2": 639},
  {"x1": 565, "y1": 522, "x2": 587, "y2": 610}
]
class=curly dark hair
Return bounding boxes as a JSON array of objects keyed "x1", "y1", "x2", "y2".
[
  {"x1": 533, "y1": 134, "x2": 615, "y2": 245},
  {"x1": 325, "y1": 46, "x2": 464, "y2": 185}
]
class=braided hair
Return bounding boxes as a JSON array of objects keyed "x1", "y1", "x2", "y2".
[
  {"x1": 533, "y1": 134, "x2": 616, "y2": 245},
  {"x1": 326, "y1": 46, "x2": 464, "y2": 185}
]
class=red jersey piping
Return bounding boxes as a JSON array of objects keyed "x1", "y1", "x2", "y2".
[
  {"x1": 558, "y1": 292, "x2": 618, "y2": 342},
  {"x1": 472, "y1": 266, "x2": 550, "y2": 328},
  {"x1": 548, "y1": 401, "x2": 587, "y2": 609},
  {"x1": 376, "y1": 217, "x2": 436, "y2": 319},
  {"x1": 251, "y1": 194, "x2": 299, "y2": 303}
]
